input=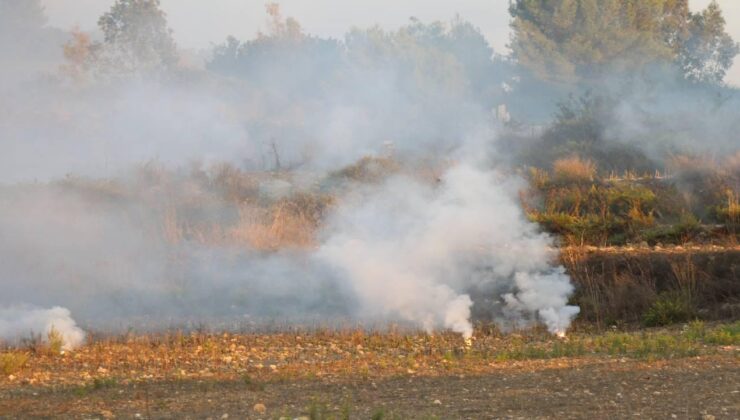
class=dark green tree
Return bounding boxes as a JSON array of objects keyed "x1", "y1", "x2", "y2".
[
  {"x1": 509, "y1": 0, "x2": 737, "y2": 84},
  {"x1": 679, "y1": 1, "x2": 740, "y2": 83},
  {"x1": 95, "y1": 0, "x2": 178, "y2": 74}
]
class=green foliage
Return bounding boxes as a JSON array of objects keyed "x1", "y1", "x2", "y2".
[
  {"x1": 528, "y1": 172, "x2": 677, "y2": 245},
  {"x1": 680, "y1": 1, "x2": 740, "y2": 83},
  {"x1": 208, "y1": 8, "x2": 342, "y2": 99},
  {"x1": 527, "y1": 92, "x2": 656, "y2": 173},
  {"x1": 509, "y1": 0, "x2": 738, "y2": 84},
  {"x1": 95, "y1": 0, "x2": 178, "y2": 73},
  {"x1": 371, "y1": 408, "x2": 386, "y2": 420},
  {"x1": 509, "y1": 0, "x2": 676, "y2": 83},
  {"x1": 703, "y1": 322, "x2": 740, "y2": 345},
  {"x1": 488, "y1": 324, "x2": 740, "y2": 361},
  {"x1": 73, "y1": 377, "x2": 118, "y2": 397},
  {"x1": 308, "y1": 400, "x2": 327, "y2": 420},
  {"x1": 241, "y1": 374, "x2": 266, "y2": 391},
  {"x1": 642, "y1": 292, "x2": 695, "y2": 327}
]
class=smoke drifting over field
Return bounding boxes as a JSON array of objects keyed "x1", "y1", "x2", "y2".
[{"x1": 16, "y1": 0, "x2": 740, "y2": 346}]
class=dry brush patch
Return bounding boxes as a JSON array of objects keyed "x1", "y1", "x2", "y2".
[
  {"x1": 1, "y1": 322, "x2": 737, "y2": 390},
  {"x1": 562, "y1": 246, "x2": 740, "y2": 327}
]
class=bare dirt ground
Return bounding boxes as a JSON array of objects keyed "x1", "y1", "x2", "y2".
[
  {"x1": 1, "y1": 325, "x2": 738, "y2": 419},
  {"x1": 1, "y1": 355, "x2": 738, "y2": 419}
]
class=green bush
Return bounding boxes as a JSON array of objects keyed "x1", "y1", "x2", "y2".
[{"x1": 642, "y1": 292, "x2": 695, "y2": 327}]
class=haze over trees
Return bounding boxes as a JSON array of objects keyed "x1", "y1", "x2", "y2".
[
  {"x1": 508, "y1": 0, "x2": 739, "y2": 85},
  {"x1": 0, "y1": 0, "x2": 68, "y2": 87}
]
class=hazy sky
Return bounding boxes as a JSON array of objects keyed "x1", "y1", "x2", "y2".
[{"x1": 41, "y1": 0, "x2": 740, "y2": 86}]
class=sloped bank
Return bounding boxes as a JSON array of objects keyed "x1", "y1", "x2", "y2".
[{"x1": 562, "y1": 246, "x2": 740, "y2": 327}]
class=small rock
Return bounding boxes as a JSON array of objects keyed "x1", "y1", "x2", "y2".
[{"x1": 253, "y1": 403, "x2": 267, "y2": 414}]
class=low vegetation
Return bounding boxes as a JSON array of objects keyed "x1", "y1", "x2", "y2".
[
  {"x1": 1, "y1": 322, "x2": 736, "y2": 387},
  {"x1": 0, "y1": 352, "x2": 29, "y2": 376},
  {"x1": 524, "y1": 154, "x2": 739, "y2": 247}
]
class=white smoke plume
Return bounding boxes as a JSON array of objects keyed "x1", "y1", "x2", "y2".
[
  {"x1": 0, "y1": 306, "x2": 86, "y2": 350},
  {"x1": 0, "y1": 3, "x2": 581, "y2": 343},
  {"x1": 319, "y1": 164, "x2": 579, "y2": 338}
]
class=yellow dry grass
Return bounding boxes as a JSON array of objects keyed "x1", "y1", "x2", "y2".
[{"x1": 553, "y1": 156, "x2": 596, "y2": 182}]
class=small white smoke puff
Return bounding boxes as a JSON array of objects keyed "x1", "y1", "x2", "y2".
[
  {"x1": 503, "y1": 269, "x2": 581, "y2": 336},
  {"x1": 0, "y1": 306, "x2": 86, "y2": 350}
]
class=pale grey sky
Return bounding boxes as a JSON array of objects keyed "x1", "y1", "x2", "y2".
[{"x1": 41, "y1": 0, "x2": 740, "y2": 85}]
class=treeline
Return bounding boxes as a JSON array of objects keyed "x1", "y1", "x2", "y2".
[{"x1": 3, "y1": 0, "x2": 739, "y2": 176}]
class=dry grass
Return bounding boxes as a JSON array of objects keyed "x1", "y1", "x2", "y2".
[
  {"x1": 1, "y1": 322, "x2": 736, "y2": 388},
  {"x1": 0, "y1": 352, "x2": 29, "y2": 376},
  {"x1": 226, "y1": 193, "x2": 333, "y2": 250},
  {"x1": 562, "y1": 246, "x2": 740, "y2": 327},
  {"x1": 329, "y1": 156, "x2": 400, "y2": 184},
  {"x1": 553, "y1": 156, "x2": 596, "y2": 183}
]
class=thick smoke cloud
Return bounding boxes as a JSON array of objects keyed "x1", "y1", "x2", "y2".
[
  {"x1": 0, "y1": 3, "x2": 579, "y2": 347},
  {"x1": 319, "y1": 164, "x2": 579, "y2": 337}
]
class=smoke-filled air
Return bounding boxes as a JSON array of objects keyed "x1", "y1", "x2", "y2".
[{"x1": 1, "y1": 0, "x2": 738, "y2": 354}]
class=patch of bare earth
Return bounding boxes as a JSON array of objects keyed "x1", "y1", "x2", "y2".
[
  {"x1": 1, "y1": 356, "x2": 738, "y2": 419},
  {"x1": 0, "y1": 327, "x2": 738, "y2": 419}
]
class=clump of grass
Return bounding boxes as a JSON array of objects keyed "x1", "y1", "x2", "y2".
[
  {"x1": 703, "y1": 322, "x2": 740, "y2": 345},
  {"x1": 74, "y1": 377, "x2": 118, "y2": 397},
  {"x1": 47, "y1": 326, "x2": 65, "y2": 354},
  {"x1": 527, "y1": 166, "x2": 550, "y2": 189},
  {"x1": 371, "y1": 408, "x2": 386, "y2": 420},
  {"x1": 553, "y1": 156, "x2": 596, "y2": 183},
  {"x1": 241, "y1": 374, "x2": 265, "y2": 391},
  {"x1": 308, "y1": 400, "x2": 329, "y2": 420},
  {"x1": 642, "y1": 292, "x2": 695, "y2": 327},
  {"x1": 1, "y1": 352, "x2": 29, "y2": 375},
  {"x1": 229, "y1": 193, "x2": 333, "y2": 251},
  {"x1": 491, "y1": 322, "x2": 738, "y2": 362},
  {"x1": 21, "y1": 327, "x2": 67, "y2": 356},
  {"x1": 329, "y1": 156, "x2": 400, "y2": 184}
]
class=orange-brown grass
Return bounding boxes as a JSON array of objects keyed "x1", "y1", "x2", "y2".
[
  {"x1": 226, "y1": 194, "x2": 333, "y2": 250},
  {"x1": 329, "y1": 156, "x2": 400, "y2": 184},
  {"x1": 553, "y1": 156, "x2": 596, "y2": 183},
  {"x1": 2, "y1": 322, "x2": 737, "y2": 389}
]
